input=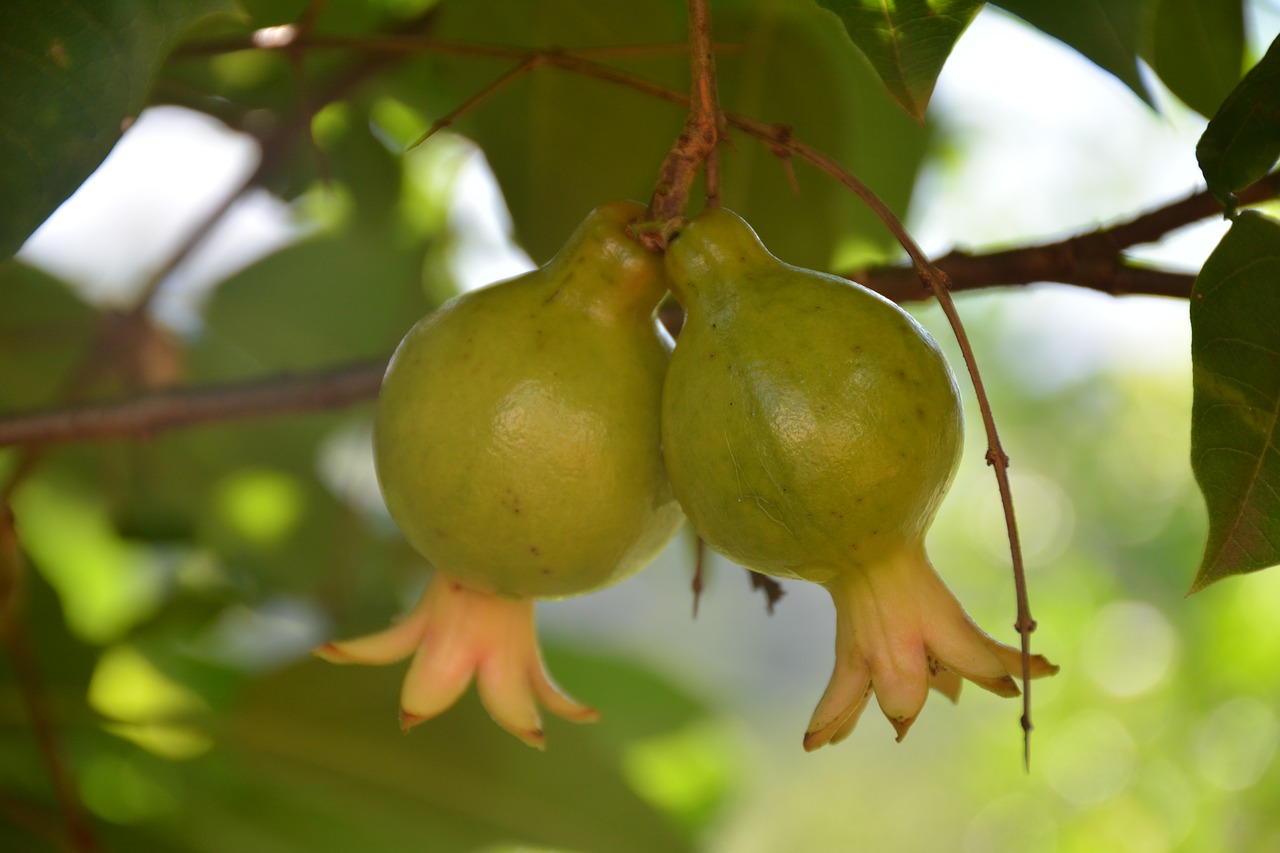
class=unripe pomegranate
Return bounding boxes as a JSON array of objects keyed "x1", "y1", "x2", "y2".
[
  {"x1": 660, "y1": 207, "x2": 1057, "y2": 747},
  {"x1": 317, "y1": 201, "x2": 683, "y2": 748}
]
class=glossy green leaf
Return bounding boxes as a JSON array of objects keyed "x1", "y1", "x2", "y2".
[
  {"x1": 1148, "y1": 0, "x2": 1244, "y2": 118},
  {"x1": 994, "y1": 0, "x2": 1152, "y2": 105},
  {"x1": 1189, "y1": 211, "x2": 1280, "y2": 591},
  {"x1": 426, "y1": 0, "x2": 929, "y2": 271},
  {"x1": 814, "y1": 0, "x2": 985, "y2": 122},
  {"x1": 0, "y1": 0, "x2": 233, "y2": 261},
  {"x1": 1197, "y1": 33, "x2": 1280, "y2": 210}
]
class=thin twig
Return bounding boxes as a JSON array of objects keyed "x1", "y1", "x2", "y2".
[
  {"x1": 408, "y1": 55, "x2": 543, "y2": 151},
  {"x1": 0, "y1": 360, "x2": 386, "y2": 448},
  {"x1": 129, "y1": 173, "x2": 257, "y2": 313},
  {"x1": 176, "y1": 34, "x2": 704, "y2": 61}
]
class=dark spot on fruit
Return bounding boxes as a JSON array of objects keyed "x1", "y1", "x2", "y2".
[
  {"x1": 541, "y1": 568, "x2": 551, "y2": 575},
  {"x1": 530, "y1": 546, "x2": 540, "y2": 556}
]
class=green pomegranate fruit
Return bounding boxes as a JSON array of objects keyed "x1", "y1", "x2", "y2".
[
  {"x1": 316, "y1": 201, "x2": 684, "y2": 748},
  {"x1": 661, "y1": 207, "x2": 1057, "y2": 748}
]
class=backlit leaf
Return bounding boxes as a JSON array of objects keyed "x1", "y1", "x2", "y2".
[
  {"x1": 1189, "y1": 211, "x2": 1280, "y2": 591},
  {"x1": 814, "y1": 0, "x2": 985, "y2": 122},
  {"x1": 1148, "y1": 0, "x2": 1245, "y2": 118},
  {"x1": 1197, "y1": 33, "x2": 1280, "y2": 210}
]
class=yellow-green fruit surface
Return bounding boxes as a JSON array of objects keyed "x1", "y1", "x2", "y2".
[
  {"x1": 375, "y1": 201, "x2": 683, "y2": 600},
  {"x1": 661, "y1": 208, "x2": 963, "y2": 585}
]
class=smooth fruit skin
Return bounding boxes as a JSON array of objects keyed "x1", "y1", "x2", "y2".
[
  {"x1": 662, "y1": 209, "x2": 962, "y2": 583},
  {"x1": 318, "y1": 201, "x2": 683, "y2": 747},
  {"x1": 375, "y1": 200, "x2": 683, "y2": 600},
  {"x1": 661, "y1": 208, "x2": 1056, "y2": 745}
]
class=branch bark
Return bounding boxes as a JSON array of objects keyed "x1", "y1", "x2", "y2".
[
  {"x1": 0, "y1": 361, "x2": 385, "y2": 448},
  {"x1": 853, "y1": 171, "x2": 1280, "y2": 302}
]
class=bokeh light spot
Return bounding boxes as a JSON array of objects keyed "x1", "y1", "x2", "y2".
[
  {"x1": 1044, "y1": 711, "x2": 1138, "y2": 805},
  {"x1": 1195, "y1": 697, "x2": 1279, "y2": 791},
  {"x1": 213, "y1": 468, "x2": 305, "y2": 546},
  {"x1": 1080, "y1": 601, "x2": 1178, "y2": 698},
  {"x1": 963, "y1": 792, "x2": 1058, "y2": 853}
]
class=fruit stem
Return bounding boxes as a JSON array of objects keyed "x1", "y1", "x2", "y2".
[{"x1": 644, "y1": 0, "x2": 724, "y2": 250}]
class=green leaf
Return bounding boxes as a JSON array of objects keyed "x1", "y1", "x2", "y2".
[
  {"x1": 814, "y1": 0, "x2": 985, "y2": 122},
  {"x1": 1196, "y1": 33, "x2": 1280, "y2": 210},
  {"x1": 192, "y1": 655, "x2": 703, "y2": 852},
  {"x1": 426, "y1": 0, "x2": 929, "y2": 271},
  {"x1": 0, "y1": 262, "x2": 97, "y2": 410},
  {"x1": 0, "y1": 0, "x2": 234, "y2": 262},
  {"x1": 1189, "y1": 211, "x2": 1280, "y2": 591},
  {"x1": 197, "y1": 232, "x2": 428, "y2": 377},
  {"x1": 1148, "y1": 0, "x2": 1244, "y2": 118},
  {"x1": 994, "y1": 0, "x2": 1153, "y2": 105}
]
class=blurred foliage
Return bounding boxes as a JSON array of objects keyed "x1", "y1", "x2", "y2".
[
  {"x1": 0, "y1": 0, "x2": 233, "y2": 260},
  {"x1": 1, "y1": 1, "x2": 1280, "y2": 852},
  {"x1": 994, "y1": 0, "x2": 1155, "y2": 105},
  {"x1": 1148, "y1": 0, "x2": 1245, "y2": 118}
]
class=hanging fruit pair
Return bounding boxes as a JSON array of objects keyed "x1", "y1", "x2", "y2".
[
  {"x1": 318, "y1": 198, "x2": 1056, "y2": 750},
  {"x1": 660, "y1": 207, "x2": 1058, "y2": 747},
  {"x1": 316, "y1": 201, "x2": 683, "y2": 749}
]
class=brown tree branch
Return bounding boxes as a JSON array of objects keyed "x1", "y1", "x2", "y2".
[
  {"x1": 857, "y1": 247, "x2": 1198, "y2": 302},
  {"x1": 0, "y1": 361, "x2": 386, "y2": 448},
  {"x1": 853, "y1": 171, "x2": 1280, "y2": 302}
]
